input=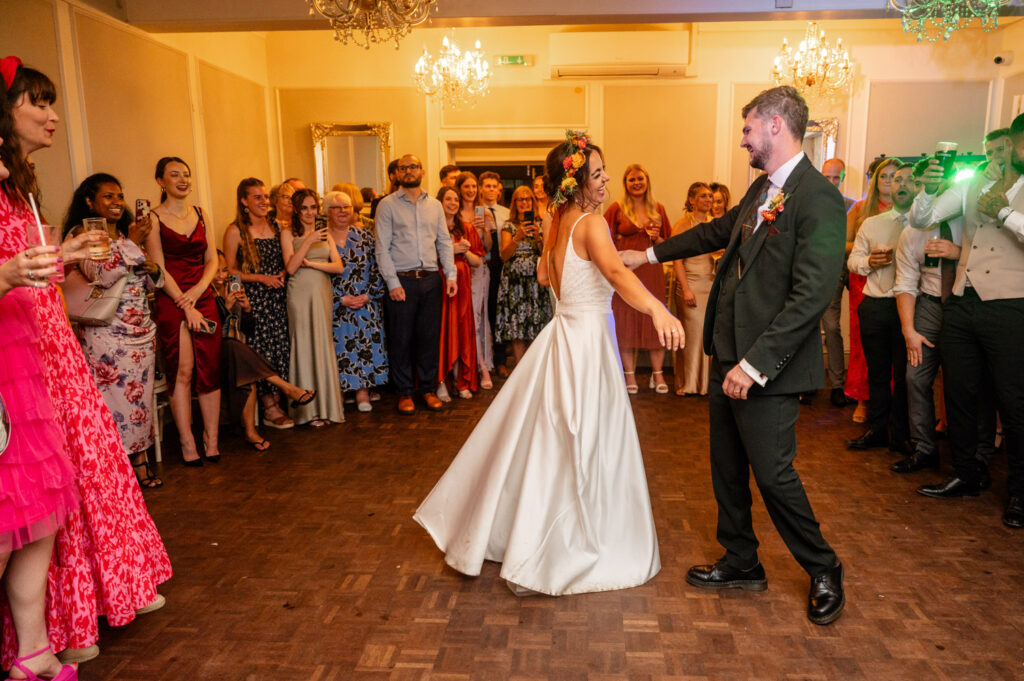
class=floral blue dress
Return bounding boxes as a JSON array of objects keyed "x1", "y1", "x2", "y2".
[{"x1": 332, "y1": 227, "x2": 388, "y2": 391}]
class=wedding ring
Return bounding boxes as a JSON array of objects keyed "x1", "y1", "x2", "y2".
[{"x1": 27, "y1": 269, "x2": 36, "y2": 280}]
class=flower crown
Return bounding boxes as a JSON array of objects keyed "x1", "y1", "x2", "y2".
[{"x1": 550, "y1": 129, "x2": 592, "y2": 210}]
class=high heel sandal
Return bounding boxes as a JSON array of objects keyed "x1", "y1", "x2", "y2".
[
  {"x1": 624, "y1": 371, "x2": 638, "y2": 394},
  {"x1": 649, "y1": 371, "x2": 669, "y2": 394},
  {"x1": 11, "y1": 646, "x2": 77, "y2": 681},
  {"x1": 131, "y1": 457, "x2": 163, "y2": 488}
]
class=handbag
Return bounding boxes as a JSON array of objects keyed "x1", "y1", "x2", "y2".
[{"x1": 63, "y1": 268, "x2": 127, "y2": 326}]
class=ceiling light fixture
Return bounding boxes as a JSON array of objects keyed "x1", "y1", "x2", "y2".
[
  {"x1": 307, "y1": 0, "x2": 437, "y2": 49},
  {"x1": 414, "y1": 36, "x2": 491, "y2": 109},
  {"x1": 888, "y1": 0, "x2": 1010, "y2": 42},
  {"x1": 771, "y1": 22, "x2": 852, "y2": 103}
]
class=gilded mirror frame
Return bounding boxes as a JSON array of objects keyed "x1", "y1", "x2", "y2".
[{"x1": 311, "y1": 122, "x2": 394, "y2": 197}]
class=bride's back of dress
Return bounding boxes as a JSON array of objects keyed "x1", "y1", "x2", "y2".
[{"x1": 550, "y1": 213, "x2": 614, "y2": 311}]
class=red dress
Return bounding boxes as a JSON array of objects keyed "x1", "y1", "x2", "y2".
[
  {"x1": 0, "y1": 194, "x2": 172, "y2": 663},
  {"x1": 439, "y1": 224, "x2": 481, "y2": 392},
  {"x1": 152, "y1": 210, "x2": 221, "y2": 395},
  {"x1": 605, "y1": 202, "x2": 672, "y2": 350},
  {"x1": 844, "y1": 198, "x2": 891, "y2": 402}
]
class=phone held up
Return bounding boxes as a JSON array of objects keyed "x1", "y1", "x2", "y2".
[
  {"x1": 227, "y1": 273, "x2": 243, "y2": 294},
  {"x1": 135, "y1": 199, "x2": 150, "y2": 221},
  {"x1": 314, "y1": 215, "x2": 329, "y2": 240}
]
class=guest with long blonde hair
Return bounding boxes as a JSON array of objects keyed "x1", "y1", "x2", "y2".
[{"x1": 604, "y1": 163, "x2": 672, "y2": 393}]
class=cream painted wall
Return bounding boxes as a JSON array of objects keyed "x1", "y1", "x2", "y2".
[
  {"x1": 0, "y1": 0, "x2": 75, "y2": 220},
  {"x1": 276, "y1": 87, "x2": 427, "y2": 190},
  {"x1": 74, "y1": 11, "x2": 197, "y2": 211},
  {"x1": 152, "y1": 31, "x2": 270, "y2": 85}
]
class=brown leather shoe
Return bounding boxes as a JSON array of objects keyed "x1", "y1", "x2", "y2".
[
  {"x1": 423, "y1": 392, "x2": 444, "y2": 411},
  {"x1": 397, "y1": 396, "x2": 415, "y2": 414}
]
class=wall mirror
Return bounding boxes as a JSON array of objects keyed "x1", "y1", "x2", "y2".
[
  {"x1": 312, "y1": 123, "x2": 393, "y2": 197},
  {"x1": 803, "y1": 118, "x2": 838, "y2": 170}
]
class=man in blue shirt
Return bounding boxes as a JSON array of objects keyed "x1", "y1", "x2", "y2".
[{"x1": 375, "y1": 154, "x2": 457, "y2": 414}]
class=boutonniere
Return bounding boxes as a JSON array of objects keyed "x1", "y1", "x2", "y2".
[{"x1": 761, "y1": 192, "x2": 791, "y2": 224}]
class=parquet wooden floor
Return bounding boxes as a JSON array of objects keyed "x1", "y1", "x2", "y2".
[{"x1": 80, "y1": 377, "x2": 1024, "y2": 681}]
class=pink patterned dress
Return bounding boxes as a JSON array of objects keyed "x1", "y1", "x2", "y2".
[{"x1": 0, "y1": 193, "x2": 172, "y2": 663}]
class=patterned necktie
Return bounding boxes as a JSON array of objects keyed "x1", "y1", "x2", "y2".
[
  {"x1": 742, "y1": 184, "x2": 771, "y2": 243},
  {"x1": 939, "y1": 220, "x2": 955, "y2": 302}
]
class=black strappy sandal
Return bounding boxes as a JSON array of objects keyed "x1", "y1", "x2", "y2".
[{"x1": 132, "y1": 457, "x2": 164, "y2": 489}]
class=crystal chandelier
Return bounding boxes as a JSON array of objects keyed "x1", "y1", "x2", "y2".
[
  {"x1": 888, "y1": 0, "x2": 1011, "y2": 42},
  {"x1": 414, "y1": 36, "x2": 491, "y2": 109},
  {"x1": 771, "y1": 22, "x2": 852, "y2": 102},
  {"x1": 306, "y1": 0, "x2": 436, "y2": 49}
]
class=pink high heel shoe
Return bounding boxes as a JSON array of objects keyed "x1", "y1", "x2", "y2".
[{"x1": 10, "y1": 647, "x2": 77, "y2": 681}]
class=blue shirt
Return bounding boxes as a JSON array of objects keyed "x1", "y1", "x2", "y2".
[{"x1": 374, "y1": 189, "x2": 456, "y2": 290}]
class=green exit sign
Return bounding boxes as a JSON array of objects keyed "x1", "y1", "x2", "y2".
[{"x1": 496, "y1": 55, "x2": 530, "y2": 66}]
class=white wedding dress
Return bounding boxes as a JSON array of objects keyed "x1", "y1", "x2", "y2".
[{"x1": 414, "y1": 214, "x2": 660, "y2": 596}]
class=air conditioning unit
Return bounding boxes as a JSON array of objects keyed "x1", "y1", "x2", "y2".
[{"x1": 549, "y1": 29, "x2": 692, "y2": 79}]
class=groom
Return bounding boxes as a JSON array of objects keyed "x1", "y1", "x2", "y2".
[{"x1": 623, "y1": 86, "x2": 846, "y2": 624}]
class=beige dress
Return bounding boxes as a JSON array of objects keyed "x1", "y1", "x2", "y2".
[
  {"x1": 287, "y1": 236, "x2": 344, "y2": 423},
  {"x1": 672, "y1": 212, "x2": 716, "y2": 395}
]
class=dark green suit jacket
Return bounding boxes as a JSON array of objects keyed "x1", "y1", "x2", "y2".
[{"x1": 653, "y1": 155, "x2": 846, "y2": 395}]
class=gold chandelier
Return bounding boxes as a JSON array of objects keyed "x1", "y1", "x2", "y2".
[
  {"x1": 771, "y1": 22, "x2": 852, "y2": 102},
  {"x1": 888, "y1": 0, "x2": 1011, "y2": 42},
  {"x1": 414, "y1": 36, "x2": 491, "y2": 109},
  {"x1": 306, "y1": 0, "x2": 436, "y2": 49}
]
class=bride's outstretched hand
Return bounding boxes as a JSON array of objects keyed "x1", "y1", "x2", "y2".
[{"x1": 651, "y1": 304, "x2": 684, "y2": 351}]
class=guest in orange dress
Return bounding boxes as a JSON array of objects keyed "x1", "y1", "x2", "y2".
[
  {"x1": 845, "y1": 158, "x2": 899, "y2": 423},
  {"x1": 604, "y1": 164, "x2": 672, "y2": 394},
  {"x1": 436, "y1": 186, "x2": 482, "y2": 400}
]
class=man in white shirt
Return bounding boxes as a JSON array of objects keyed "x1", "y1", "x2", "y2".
[
  {"x1": 910, "y1": 114, "x2": 1024, "y2": 529},
  {"x1": 479, "y1": 171, "x2": 511, "y2": 373},
  {"x1": 845, "y1": 164, "x2": 914, "y2": 453},
  {"x1": 892, "y1": 174, "x2": 998, "y2": 475}
]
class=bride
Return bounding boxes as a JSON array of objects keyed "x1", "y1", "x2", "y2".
[{"x1": 414, "y1": 131, "x2": 683, "y2": 596}]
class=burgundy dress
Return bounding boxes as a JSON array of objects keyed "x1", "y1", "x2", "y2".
[
  {"x1": 153, "y1": 209, "x2": 221, "y2": 395},
  {"x1": 605, "y1": 201, "x2": 672, "y2": 350}
]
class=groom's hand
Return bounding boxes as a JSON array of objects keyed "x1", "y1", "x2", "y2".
[
  {"x1": 722, "y1": 365, "x2": 755, "y2": 400},
  {"x1": 620, "y1": 249, "x2": 649, "y2": 270}
]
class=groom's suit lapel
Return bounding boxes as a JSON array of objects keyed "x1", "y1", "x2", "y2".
[
  {"x1": 736, "y1": 156, "x2": 813, "y2": 277},
  {"x1": 718, "y1": 173, "x2": 771, "y2": 273}
]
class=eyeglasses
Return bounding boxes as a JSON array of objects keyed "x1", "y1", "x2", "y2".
[{"x1": 398, "y1": 164, "x2": 422, "y2": 171}]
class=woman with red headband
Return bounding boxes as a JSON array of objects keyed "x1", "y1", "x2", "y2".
[{"x1": 0, "y1": 57, "x2": 171, "y2": 672}]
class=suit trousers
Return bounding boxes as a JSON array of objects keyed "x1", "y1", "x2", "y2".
[
  {"x1": 941, "y1": 289, "x2": 1024, "y2": 496},
  {"x1": 821, "y1": 272, "x2": 846, "y2": 388},
  {"x1": 709, "y1": 360, "x2": 837, "y2": 577},
  {"x1": 858, "y1": 295, "x2": 909, "y2": 441},
  {"x1": 906, "y1": 295, "x2": 999, "y2": 460},
  {"x1": 385, "y1": 272, "x2": 443, "y2": 397}
]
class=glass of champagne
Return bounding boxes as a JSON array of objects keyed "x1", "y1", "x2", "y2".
[{"x1": 83, "y1": 217, "x2": 111, "y2": 261}]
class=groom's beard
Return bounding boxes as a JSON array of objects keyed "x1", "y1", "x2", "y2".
[{"x1": 747, "y1": 140, "x2": 770, "y2": 171}]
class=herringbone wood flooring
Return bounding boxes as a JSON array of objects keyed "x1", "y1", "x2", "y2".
[{"x1": 81, "y1": 378, "x2": 1024, "y2": 681}]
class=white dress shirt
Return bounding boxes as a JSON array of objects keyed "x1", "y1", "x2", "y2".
[
  {"x1": 911, "y1": 175, "x2": 1024, "y2": 245},
  {"x1": 848, "y1": 209, "x2": 910, "y2": 298},
  {"x1": 893, "y1": 219, "x2": 962, "y2": 298}
]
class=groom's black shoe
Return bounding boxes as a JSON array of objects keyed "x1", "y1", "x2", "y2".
[
  {"x1": 808, "y1": 560, "x2": 845, "y2": 625},
  {"x1": 686, "y1": 559, "x2": 767, "y2": 591}
]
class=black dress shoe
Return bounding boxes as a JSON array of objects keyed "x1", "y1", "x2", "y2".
[
  {"x1": 890, "y1": 451, "x2": 939, "y2": 473},
  {"x1": 808, "y1": 561, "x2": 845, "y2": 625},
  {"x1": 1004, "y1": 496, "x2": 1024, "y2": 529},
  {"x1": 846, "y1": 430, "x2": 889, "y2": 450},
  {"x1": 799, "y1": 391, "x2": 816, "y2": 405},
  {"x1": 830, "y1": 388, "x2": 852, "y2": 407},
  {"x1": 917, "y1": 477, "x2": 981, "y2": 498},
  {"x1": 686, "y1": 559, "x2": 767, "y2": 591}
]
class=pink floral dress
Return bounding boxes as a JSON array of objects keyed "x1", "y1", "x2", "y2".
[
  {"x1": 0, "y1": 196, "x2": 172, "y2": 663},
  {"x1": 79, "y1": 238, "x2": 158, "y2": 454}
]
